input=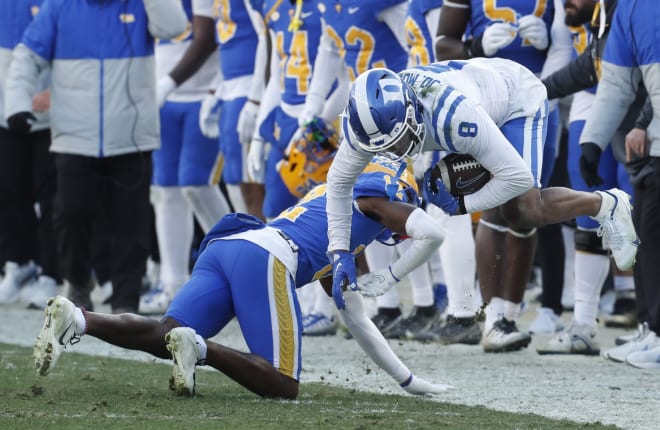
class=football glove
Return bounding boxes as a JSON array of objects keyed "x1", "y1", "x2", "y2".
[
  {"x1": 357, "y1": 267, "x2": 399, "y2": 297},
  {"x1": 247, "y1": 137, "x2": 268, "y2": 183},
  {"x1": 330, "y1": 250, "x2": 358, "y2": 310},
  {"x1": 481, "y1": 22, "x2": 518, "y2": 57},
  {"x1": 579, "y1": 142, "x2": 604, "y2": 187},
  {"x1": 237, "y1": 100, "x2": 260, "y2": 145},
  {"x1": 518, "y1": 14, "x2": 549, "y2": 51},
  {"x1": 400, "y1": 373, "x2": 454, "y2": 396},
  {"x1": 156, "y1": 75, "x2": 177, "y2": 109},
  {"x1": 423, "y1": 169, "x2": 460, "y2": 215},
  {"x1": 7, "y1": 111, "x2": 37, "y2": 134},
  {"x1": 199, "y1": 93, "x2": 222, "y2": 138}
]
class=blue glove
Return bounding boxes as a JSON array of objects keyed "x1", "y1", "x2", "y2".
[
  {"x1": 330, "y1": 251, "x2": 358, "y2": 310},
  {"x1": 423, "y1": 169, "x2": 460, "y2": 215}
]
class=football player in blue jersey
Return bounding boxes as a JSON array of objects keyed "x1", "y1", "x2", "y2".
[
  {"x1": 535, "y1": 0, "x2": 640, "y2": 355},
  {"x1": 324, "y1": 59, "x2": 639, "y2": 353},
  {"x1": 139, "y1": 0, "x2": 233, "y2": 315},
  {"x1": 32, "y1": 156, "x2": 452, "y2": 399},
  {"x1": 196, "y1": 0, "x2": 267, "y2": 218}
]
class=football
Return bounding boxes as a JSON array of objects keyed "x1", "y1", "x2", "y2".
[{"x1": 431, "y1": 153, "x2": 490, "y2": 196}]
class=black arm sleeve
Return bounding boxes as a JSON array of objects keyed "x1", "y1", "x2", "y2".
[
  {"x1": 542, "y1": 50, "x2": 598, "y2": 100},
  {"x1": 635, "y1": 98, "x2": 653, "y2": 130}
]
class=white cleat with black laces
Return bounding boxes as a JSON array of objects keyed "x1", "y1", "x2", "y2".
[
  {"x1": 34, "y1": 296, "x2": 80, "y2": 376},
  {"x1": 482, "y1": 317, "x2": 531, "y2": 353},
  {"x1": 594, "y1": 189, "x2": 640, "y2": 271}
]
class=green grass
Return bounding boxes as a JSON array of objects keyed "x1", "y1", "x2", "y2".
[{"x1": 0, "y1": 343, "x2": 617, "y2": 430}]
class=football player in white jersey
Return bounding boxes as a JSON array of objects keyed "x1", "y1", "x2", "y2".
[{"x1": 326, "y1": 58, "x2": 640, "y2": 353}]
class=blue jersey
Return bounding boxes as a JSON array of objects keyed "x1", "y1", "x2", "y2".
[
  {"x1": 406, "y1": 0, "x2": 442, "y2": 66},
  {"x1": 316, "y1": 0, "x2": 408, "y2": 80},
  {"x1": 469, "y1": 0, "x2": 554, "y2": 74},
  {"x1": 269, "y1": 157, "x2": 420, "y2": 285},
  {"x1": 0, "y1": 0, "x2": 44, "y2": 50},
  {"x1": 214, "y1": 0, "x2": 258, "y2": 79},
  {"x1": 264, "y1": 0, "x2": 324, "y2": 106}
]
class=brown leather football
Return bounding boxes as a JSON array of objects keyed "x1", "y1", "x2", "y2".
[{"x1": 431, "y1": 153, "x2": 490, "y2": 196}]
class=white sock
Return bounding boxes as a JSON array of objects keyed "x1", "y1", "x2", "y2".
[
  {"x1": 182, "y1": 185, "x2": 232, "y2": 233},
  {"x1": 74, "y1": 307, "x2": 86, "y2": 335},
  {"x1": 396, "y1": 241, "x2": 434, "y2": 307},
  {"x1": 503, "y1": 300, "x2": 521, "y2": 322},
  {"x1": 365, "y1": 241, "x2": 401, "y2": 309},
  {"x1": 427, "y1": 248, "x2": 444, "y2": 284},
  {"x1": 296, "y1": 282, "x2": 318, "y2": 316},
  {"x1": 574, "y1": 252, "x2": 609, "y2": 328},
  {"x1": 226, "y1": 184, "x2": 247, "y2": 214},
  {"x1": 592, "y1": 191, "x2": 615, "y2": 221},
  {"x1": 440, "y1": 213, "x2": 477, "y2": 317},
  {"x1": 312, "y1": 287, "x2": 335, "y2": 318},
  {"x1": 153, "y1": 186, "x2": 194, "y2": 293},
  {"x1": 561, "y1": 226, "x2": 576, "y2": 308},
  {"x1": 194, "y1": 333, "x2": 207, "y2": 364},
  {"x1": 484, "y1": 297, "x2": 505, "y2": 332},
  {"x1": 614, "y1": 275, "x2": 635, "y2": 292}
]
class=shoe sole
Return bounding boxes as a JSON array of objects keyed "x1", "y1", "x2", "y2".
[
  {"x1": 537, "y1": 348, "x2": 600, "y2": 356},
  {"x1": 483, "y1": 336, "x2": 532, "y2": 353},
  {"x1": 34, "y1": 298, "x2": 69, "y2": 376},
  {"x1": 165, "y1": 330, "x2": 196, "y2": 397},
  {"x1": 625, "y1": 358, "x2": 660, "y2": 370}
]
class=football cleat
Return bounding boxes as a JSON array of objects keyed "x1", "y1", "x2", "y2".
[
  {"x1": 139, "y1": 285, "x2": 171, "y2": 315},
  {"x1": 625, "y1": 345, "x2": 660, "y2": 370},
  {"x1": 34, "y1": 296, "x2": 80, "y2": 376},
  {"x1": 536, "y1": 321, "x2": 600, "y2": 356},
  {"x1": 603, "y1": 326, "x2": 659, "y2": 363},
  {"x1": 528, "y1": 307, "x2": 564, "y2": 335},
  {"x1": 383, "y1": 306, "x2": 437, "y2": 339},
  {"x1": 166, "y1": 327, "x2": 200, "y2": 397},
  {"x1": 413, "y1": 314, "x2": 482, "y2": 345},
  {"x1": 302, "y1": 314, "x2": 338, "y2": 336},
  {"x1": 595, "y1": 189, "x2": 639, "y2": 271},
  {"x1": 0, "y1": 261, "x2": 39, "y2": 304},
  {"x1": 482, "y1": 317, "x2": 531, "y2": 353}
]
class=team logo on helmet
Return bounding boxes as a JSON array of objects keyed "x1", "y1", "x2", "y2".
[{"x1": 278, "y1": 118, "x2": 339, "y2": 198}]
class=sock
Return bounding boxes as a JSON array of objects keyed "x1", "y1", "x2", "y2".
[
  {"x1": 614, "y1": 275, "x2": 635, "y2": 292},
  {"x1": 484, "y1": 297, "x2": 505, "y2": 332},
  {"x1": 561, "y1": 226, "x2": 576, "y2": 309},
  {"x1": 365, "y1": 241, "x2": 401, "y2": 308},
  {"x1": 194, "y1": 333, "x2": 207, "y2": 364},
  {"x1": 183, "y1": 185, "x2": 232, "y2": 233},
  {"x1": 574, "y1": 252, "x2": 609, "y2": 328},
  {"x1": 226, "y1": 184, "x2": 247, "y2": 214},
  {"x1": 153, "y1": 186, "x2": 194, "y2": 293},
  {"x1": 440, "y1": 213, "x2": 477, "y2": 318},
  {"x1": 503, "y1": 300, "x2": 520, "y2": 322},
  {"x1": 74, "y1": 307, "x2": 86, "y2": 335},
  {"x1": 592, "y1": 191, "x2": 615, "y2": 221}
]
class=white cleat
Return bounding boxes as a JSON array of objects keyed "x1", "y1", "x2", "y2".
[
  {"x1": 595, "y1": 189, "x2": 639, "y2": 271},
  {"x1": 34, "y1": 296, "x2": 79, "y2": 376},
  {"x1": 21, "y1": 276, "x2": 59, "y2": 310},
  {"x1": 139, "y1": 286, "x2": 171, "y2": 315},
  {"x1": 482, "y1": 317, "x2": 531, "y2": 353},
  {"x1": 166, "y1": 327, "x2": 200, "y2": 397},
  {"x1": 0, "y1": 261, "x2": 39, "y2": 304},
  {"x1": 625, "y1": 345, "x2": 660, "y2": 370},
  {"x1": 536, "y1": 321, "x2": 600, "y2": 356},
  {"x1": 603, "y1": 326, "x2": 659, "y2": 363},
  {"x1": 528, "y1": 307, "x2": 564, "y2": 335}
]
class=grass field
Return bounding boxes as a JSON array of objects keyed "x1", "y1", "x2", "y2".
[{"x1": 0, "y1": 343, "x2": 618, "y2": 430}]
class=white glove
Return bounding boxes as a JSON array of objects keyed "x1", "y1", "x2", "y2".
[
  {"x1": 199, "y1": 93, "x2": 222, "y2": 139},
  {"x1": 357, "y1": 267, "x2": 399, "y2": 297},
  {"x1": 247, "y1": 138, "x2": 268, "y2": 183},
  {"x1": 156, "y1": 75, "x2": 177, "y2": 109},
  {"x1": 237, "y1": 100, "x2": 260, "y2": 145},
  {"x1": 481, "y1": 22, "x2": 518, "y2": 57},
  {"x1": 518, "y1": 14, "x2": 549, "y2": 51},
  {"x1": 401, "y1": 374, "x2": 454, "y2": 396}
]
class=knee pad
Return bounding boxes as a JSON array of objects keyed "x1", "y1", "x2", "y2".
[{"x1": 574, "y1": 229, "x2": 607, "y2": 255}]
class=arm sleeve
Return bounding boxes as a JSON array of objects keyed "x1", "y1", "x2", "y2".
[
  {"x1": 4, "y1": 44, "x2": 48, "y2": 118},
  {"x1": 245, "y1": 0, "x2": 267, "y2": 102},
  {"x1": 252, "y1": 31, "x2": 281, "y2": 140},
  {"x1": 302, "y1": 19, "x2": 343, "y2": 122},
  {"x1": 340, "y1": 291, "x2": 411, "y2": 385},
  {"x1": 539, "y1": 0, "x2": 574, "y2": 80},
  {"x1": 326, "y1": 140, "x2": 373, "y2": 252},
  {"x1": 144, "y1": 0, "x2": 188, "y2": 40},
  {"x1": 635, "y1": 97, "x2": 653, "y2": 130},
  {"x1": 389, "y1": 208, "x2": 444, "y2": 280},
  {"x1": 542, "y1": 50, "x2": 598, "y2": 100},
  {"x1": 377, "y1": 3, "x2": 409, "y2": 52}
]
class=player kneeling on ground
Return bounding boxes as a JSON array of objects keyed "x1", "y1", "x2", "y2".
[{"x1": 33, "y1": 155, "x2": 451, "y2": 399}]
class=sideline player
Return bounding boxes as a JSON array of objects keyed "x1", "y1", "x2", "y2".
[
  {"x1": 325, "y1": 59, "x2": 639, "y2": 353},
  {"x1": 33, "y1": 156, "x2": 451, "y2": 399}
]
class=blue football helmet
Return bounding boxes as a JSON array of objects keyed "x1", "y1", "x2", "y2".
[{"x1": 345, "y1": 68, "x2": 425, "y2": 161}]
